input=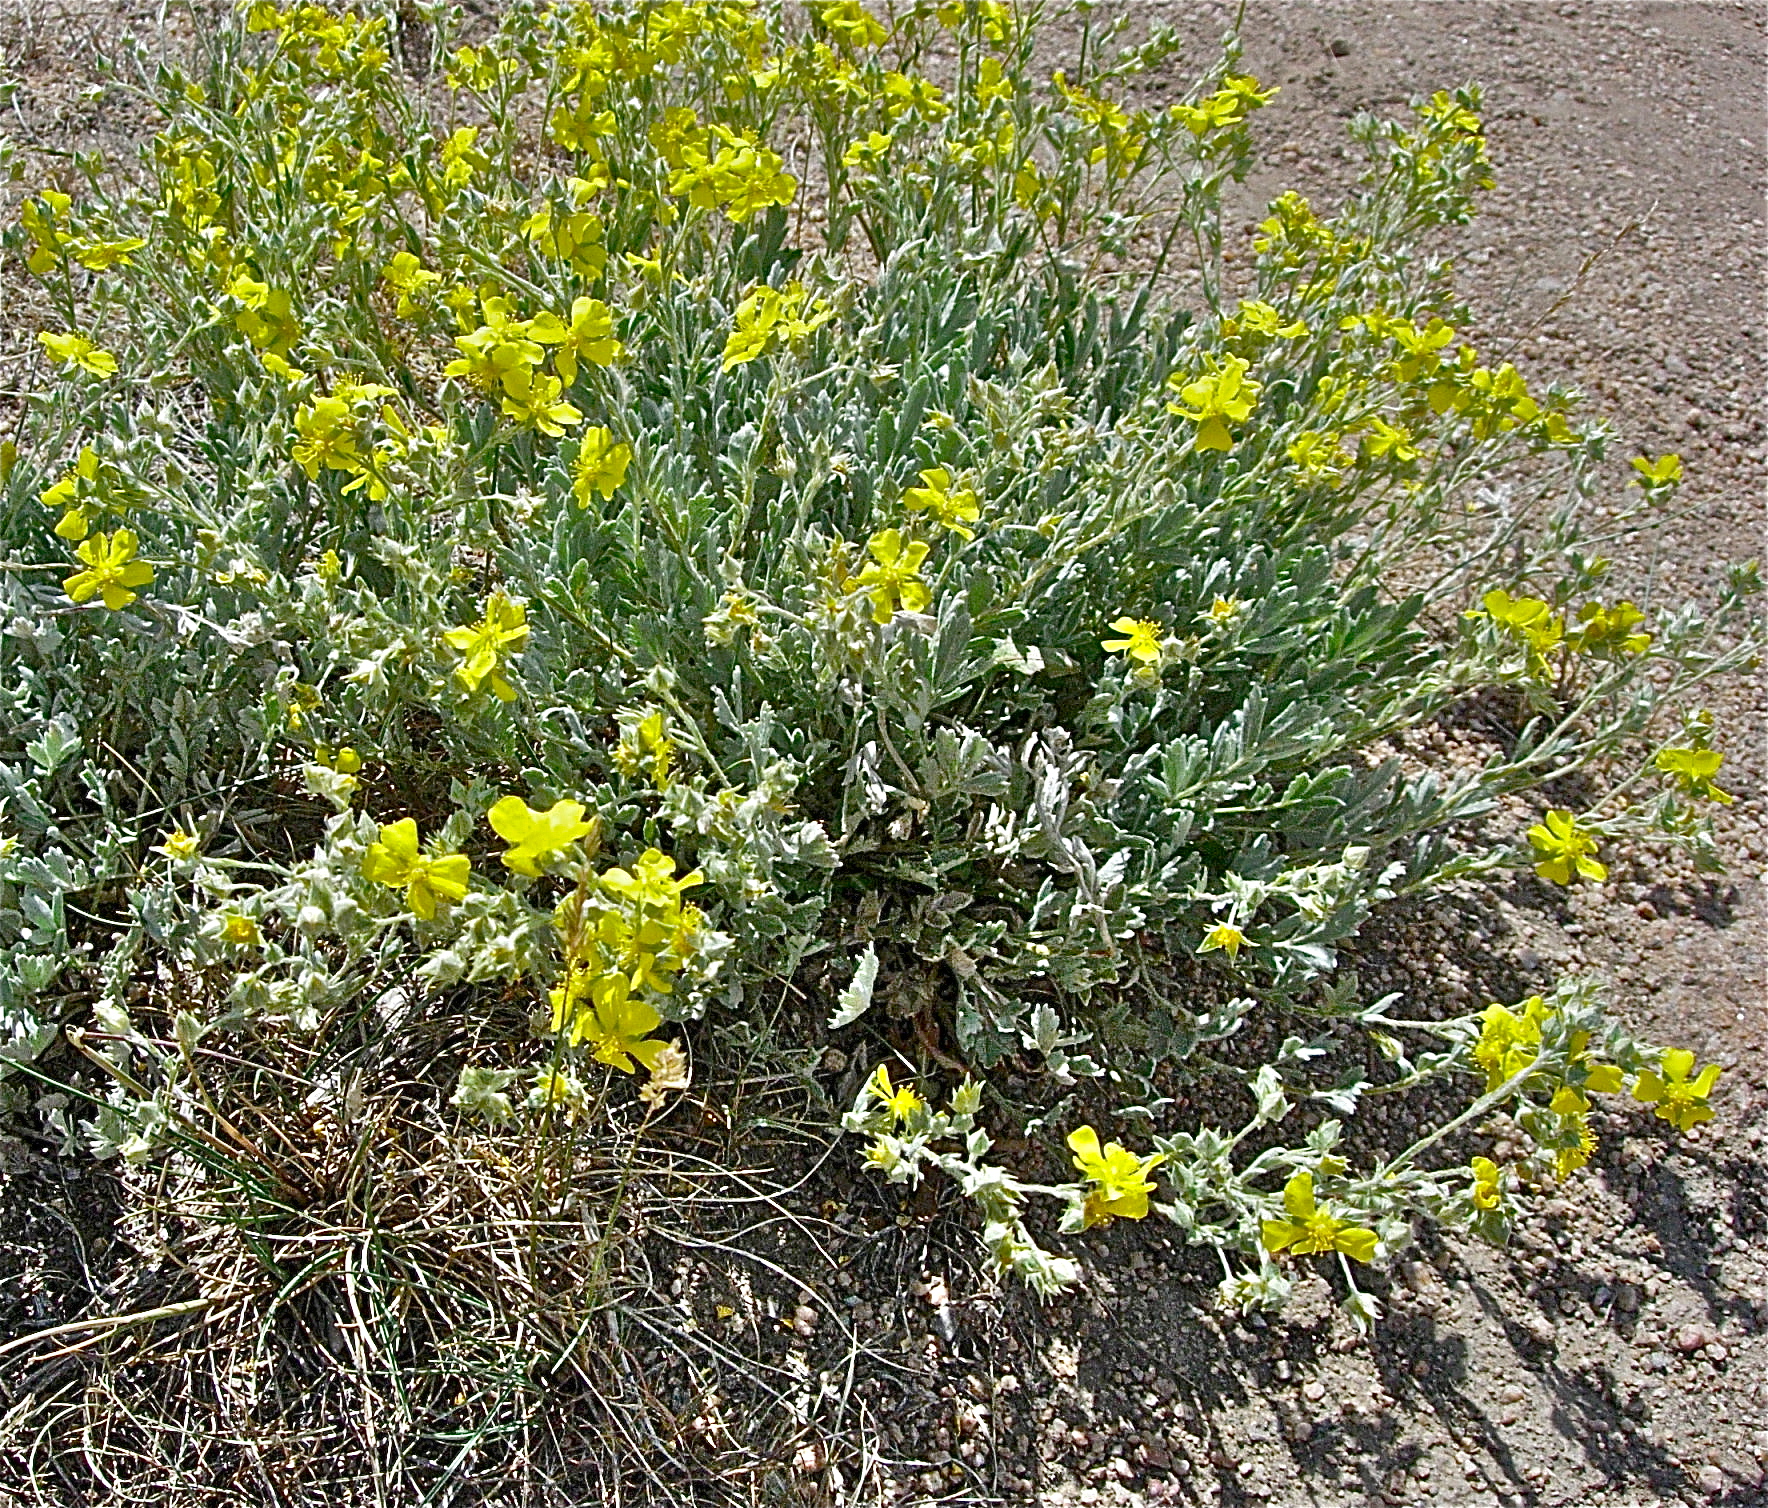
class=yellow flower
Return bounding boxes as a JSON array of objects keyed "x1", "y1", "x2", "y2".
[
  {"x1": 1286, "y1": 429, "x2": 1351, "y2": 483},
  {"x1": 1225, "y1": 300, "x2": 1306, "y2": 341},
  {"x1": 1168, "y1": 73, "x2": 1276, "y2": 136},
  {"x1": 219, "y1": 913, "x2": 262, "y2": 947},
  {"x1": 380, "y1": 251, "x2": 440, "y2": 316},
  {"x1": 552, "y1": 966, "x2": 672, "y2": 1073},
  {"x1": 548, "y1": 95, "x2": 614, "y2": 153},
  {"x1": 64, "y1": 529, "x2": 154, "y2": 610},
  {"x1": 1360, "y1": 417, "x2": 1420, "y2": 463},
  {"x1": 445, "y1": 298, "x2": 546, "y2": 393},
  {"x1": 868, "y1": 1063, "x2": 924, "y2": 1125},
  {"x1": 499, "y1": 367, "x2": 582, "y2": 436},
  {"x1": 1632, "y1": 1049, "x2": 1721, "y2": 1132},
  {"x1": 841, "y1": 130, "x2": 894, "y2": 171},
  {"x1": 1471, "y1": 996, "x2": 1549, "y2": 1091},
  {"x1": 613, "y1": 707, "x2": 676, "y2": 789},
  {"x1": 1477, "y1": 588, "x2": 1564, "y2": 677},
  {"x1": 720, "y1": 281, "x2": 831, "y2": 371},
  {"x1": 1198, "y1": 921, "x2": 1246, "y2": 958},
  {"x1": 1470, "y1": 1156, "x2": 1502, "y2": 1211},
  {"x1": 937, "y1": 0, "x2": 1014, "y2": 41},
  {"x1": 42, "y1": 444, "x2": 103, "y2": 540},
  {"x1": 1386, "y1": 316, "x2": 1456, "y2": 381},
  {"x1": 599, "y1": 847, "x2": 704, "y2": 915},
  {"x1": 721, "y1": 287, "x2": 779, "y2": 370},
  {"x1": 854, "y1": 528, "x2": 931, "y2": 623},
  {"x1": 1654, "y1": 745, "x2": 1731, "y2": 804},
  {"x1": 532, "y1": 295, "x2": 623, "y2": 385},
  {"x1": 436, "y1": 124, "x2": 490, "y2": 190},
  {"x1": 154, "y1": 827, "x2": 201, "y2": 861},
  {"x1": 522, "y1": 205, "x2": 608, "y2": 279},
  {"x1": 669, "y1": 137, "x2": 796, "y2": 222},
  {"x1": 1166, "y1": 355, "x2": 1259, "y2": 452},
  {"x1": 260, "y1": 351, "x2": 307, "y2": 385},
  {"x1": 445, "y1": 327, "x2": 536, "y2": 394},
  {"x1": 19, "y1": 190, "x2": 82, "y2": 275},
  {"x1": 881, "y1": 70, "x2": 948, "y2": 121},
  {"x1": 1479, "y1": 588, "x2": 1558, "y2": 639},
  {"x1": 1553, "y1": 1113, "x2": 1598, "y2": 1179},
  {"x1": 1102, "y1": 616, "x2": 1163, "y2": 665},
  {"x1": 1568, "y1": 600, "x2": 1650, "y2": 657},
  {"x1": 572, "y1": 426, "x2": 632, "y2": 505},
  {"x1": 547, "y1": 850, "x2": 705, "y2": 1047},
  {"x1": 1259, "y1": 1172, "x2": 1378, "y2": 1261},
  {"x1": 1068, "y1": 1124, "x2": 1163, "y2": 1227},
  {"x1": 817, "y1": 0, "x2": 887, "y2": 47},
  {"x1": 361, "y1": 817, "x2": 471, "y2": 920},
  {"x1": 1550, "y1": 1084, "x2": 1592, "y2": 1117},
  {"x1": 39, "y1": 331, "x2": 118, "y2": 377},
  {"x1": 1564, "y1": 1029, "x2": 1625, "y2": 1097},
  {"x1": 289, "y1": 393, "x2": 385, "y2": 493},
  {"x1": 488, "y1": 795, "x2": 597, "y2": 876},
  {"x1": 1527, "y1": 809, "x2": 1606, "y2": 885},
  {"x1": 901, "y1": 467, "x2": 980, "y2": 539},
  {"x1": 1629, "y1": 453, "x2": 1682, "y2": 489},
  {"x1": 649, "y1": 106, "x2": 704, "y2": 168},
  {"x1": 442, "y1": 591, "x2": 528, "y2": 701},
  {"x1": 1420, "y1": 87, "x2": 1484, "y2": 136},
  {"x1": 975, "y1": 56, "x2": 1014, "y2": 105},
  {"x1": 291, "y1": 396, "x2": 367, "y2": 478},
  {"x1": 232, "y1": 284, "x2": 300, "y2": 357}
]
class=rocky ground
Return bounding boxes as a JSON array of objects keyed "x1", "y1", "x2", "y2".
[{"x1": 1, "y1": 2, "x2": 1763, "y2": 1505}]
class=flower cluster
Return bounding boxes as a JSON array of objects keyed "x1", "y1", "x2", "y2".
[
  {"x1": 548, "y1": 850, "x2": 711, "y2": 1073},
  {"x1": 720, "y1": 281, "x2": 834, "y2": 370}
]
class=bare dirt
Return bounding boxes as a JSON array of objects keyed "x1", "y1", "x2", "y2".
[{"x1": 0, "y1": 3, "x2": 1763, "y2": 1506}]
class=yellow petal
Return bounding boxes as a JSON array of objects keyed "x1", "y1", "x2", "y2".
[
  {"x1": 1260, "y1": 1219, "x2": 1298, "y2": 1254},
  {"x1": 1335, "y1": 1228, "x2": 1378, "y2": 1263},
  {"x1": 488, "y1": 795, "x2": 537, "y2": 844},
  {"x1": 1066, "y1": 1124, "x2": 1104, "y2": 1167},
  {"x1": 1631, "y1": 1070, "x2": 1665, "y2": 1105},
  {"x1": 378, "y1": 818, "x2": 420, "y2": 864},
  {"x1": 1661, "y1": 1048, "x2": 1695, "y2": 1083}
]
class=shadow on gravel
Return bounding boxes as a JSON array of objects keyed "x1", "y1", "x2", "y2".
[
  {"x1": 1641, "y1": 877, "x2": 1746, "y2": 930},
  {"x1": 0, "y1": 1142, "x2": 124, "y2": 1347}
]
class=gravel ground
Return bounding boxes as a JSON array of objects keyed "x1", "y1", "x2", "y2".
[{"x1": 0, "y1": 3, "x2": 1763, "y2": 1505}]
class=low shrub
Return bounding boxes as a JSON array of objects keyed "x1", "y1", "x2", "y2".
[{"x1": 2, "y1": 0, "x2": 1755, "y2": 1347}]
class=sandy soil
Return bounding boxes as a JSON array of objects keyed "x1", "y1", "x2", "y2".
[{"x1": 0, "y1": 3, "x2": 1763, "y2": 1505}]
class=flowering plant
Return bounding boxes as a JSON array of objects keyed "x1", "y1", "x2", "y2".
[{"x1": 1, "y1": 0, "x2": 1755, "y2": 1330}]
